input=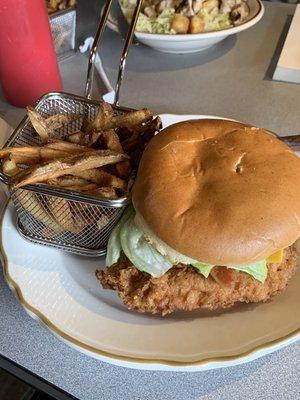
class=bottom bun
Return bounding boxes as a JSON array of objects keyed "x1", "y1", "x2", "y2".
[{"x1": 97, "y1": 246, "x2": 297, "y2": 316}]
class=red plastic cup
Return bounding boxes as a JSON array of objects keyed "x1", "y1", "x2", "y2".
[{"x1": 0, "y1": 0, "x2": 62, "y2": 107}]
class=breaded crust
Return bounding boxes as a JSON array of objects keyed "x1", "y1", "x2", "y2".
[{"x1": 96, "y1": 246, "x2": 298, "y2": 315}]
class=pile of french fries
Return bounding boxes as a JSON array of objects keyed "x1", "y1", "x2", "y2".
[
  {"x1": 46, "y1": 0, "x2": 76, "y2": 14},
  {"x1": 1, "y1": 102, "x2": 161, "y2": 199},
  {"x1": 0, "y1": 102, "x2": 161, "y2": 237}
]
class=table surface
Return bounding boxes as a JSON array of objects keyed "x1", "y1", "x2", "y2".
[{"x1": 0, "y1": 3, "x2": 299, "y2": 400}]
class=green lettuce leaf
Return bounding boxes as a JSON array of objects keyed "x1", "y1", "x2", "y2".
[
  {"x1": 120, "y1": 213, "x2": 173, "y2": 277},
  {"x1": 227, "y1": 261, "x2": 267, "y2": 283},
  {"x1": 193, "y1": 263, "x2": 214, "y2": 278},
  {"x1": 199, "y1": 10, "x2": 232, "y2": 31},
  {"x1": 152, "y1": 8, "x2": 175, "y2": 34},
  {"x1": 105, "y1": 207, "x2": 133, "y2": 266},
  {"x1": 106, "y1": 208, "x2": 268, "y2": 282},
  {"x1": 135, "y1": 13, "x2": 153, "y2": 33}
]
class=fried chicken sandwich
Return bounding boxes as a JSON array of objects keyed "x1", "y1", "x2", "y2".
[{"x1": 97, "y1": 119, "x2": 300, "y2": 315}]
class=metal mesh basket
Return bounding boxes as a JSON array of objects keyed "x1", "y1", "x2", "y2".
[
  {"x1": 50, "y1": 7, "x2": 76, "y2": 58},
  {"x1": 1, "y1": 92, "x2": 130, "y2": 256}
]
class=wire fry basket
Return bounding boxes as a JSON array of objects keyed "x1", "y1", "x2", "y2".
[
  {"x1": 1, "y1": 92, "x2": 130, "y2": 256},
  {"x1": 50, "y1": 7, "x2": 76, "y2": 58},
  {"x1": 0, "y1": 0, "x2": 144, "y2": 255}
]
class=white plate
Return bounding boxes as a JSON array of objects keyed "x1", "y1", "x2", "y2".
[
  {"x1": 1, "y1": 114, "x2": 299, "y2": 371},
  {"x1": 107, "y1": 0, "x2": 264, "y2": 53}
]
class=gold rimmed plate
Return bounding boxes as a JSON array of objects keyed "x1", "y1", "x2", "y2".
[{"x1": 1, "y1": 114, "x2": 299, "y2": 371}]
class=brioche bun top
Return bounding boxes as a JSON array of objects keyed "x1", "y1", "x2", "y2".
[{"x1": 132, "y1": 119, "x2": 300, "y2": 265}]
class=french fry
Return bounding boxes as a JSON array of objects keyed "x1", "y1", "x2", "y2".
[
  {"x1": 45, "y1": 140, "x2": 92, "y2": 154},
  {"x1": 86, "y1": 187, "x2": 118, "y2": 199},
  {"x1": 96, "y1": 172, "x2": 126, "y2": 190},
  {"x1": 27, "y1": 107, "x2": 80, "y2": 143},
  {"x1": 2, "y1": 156, "x2": 20, "y2": 176},
  {"x1": 115, "y1": 126, "x2": 133, "y2": 142},
  {"x1": 85, "y1": 102, "x2": 114, "y2": 133},
  {"x1": 0, "y1": 145, "x2": 79, "y2": 165},
  {"x1": 16, "y1": 190, "x2": 64, "y2": 234},
  {"x1": 121, "y1": 135, "x2": 141, "y2": 153},
  {"x1": 116, "y1": 160, "x2": 132, "y2": 179},
  {"x1": 119, "y1": 116, "x2": 162, "y2": 153},
  {"x1": 75, "y1": 202, "x2": 102, "y2": 229},
  {"x1": 107, "y1": 174, "x2": 127, "y2": 190},
  {"x1": 87, "y1": 107, "x2": 152, "y2": 132},
  {"x1": 12, "y1": 155, "x2": 39, "y2": 165},
  {"x1": 47, "y1": 197, "x2": 81, "y2": 233},
  {"x1": 66, "y1": 131, "x2": 102, "y2": 147},
  {"x1": 18, "y1": 190, "x2": 85, "y2": 235},
  {"x1": 102, "y1": 130, "x2": 124, "y2": 152},
  {"x1": 66, "y1": 131, "x2": 87, "y2": 145},
  {"x1": 71, "y1": 169, "x2": 107, "y2": 184},
  {"x1": 65, "y1": 183, "x2": 98, "y2": 192},
  {"x1": 27, "y1": 107, "x2": 49, "y2": 142},
  {"x1": 140, "y1": 116, "x2": 162, "y2": 140},
  {"x1": 97, "y1": 213, "x2": 111, "y2": 230},
  {"x1": 47, "y1": 176, "x2": 90, "y2": 188},
  {"x1": 72, "y1": 169, "x2": 126, "y2": 190},
  {"x1": 90, "y1": 131, "x2": 103, "y2": 146},
  {"x1": 121, "y1": 116, "x2": 162, "y2": 136},
  {"x1": 13, "y1": 150, "x2": 127, "y2": 188},
  {"x1": 0, "y1": 146, "x2": 43, "y2": 158},
  {"x1": 0, "y1": 142, "x2": 91, "y2": 166},
  {"x1": 103, "y1": 109, "x2": 153, "y2": 130}
]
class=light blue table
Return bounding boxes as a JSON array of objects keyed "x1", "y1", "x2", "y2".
[{"x1": 0, "y1": 3, "x2": 299, "y2": 399}]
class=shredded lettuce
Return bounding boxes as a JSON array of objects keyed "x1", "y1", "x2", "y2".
[
  {"x1": 152, "y1": 9, "x2": 175, "y2": 34},
  {"x1": 106, "y1": 207, "x2": 268, "y2": 282},
  {"x1": 135, "y1": 13, "x2": 153, "y2": 33},
  {"x1": 135, "y1": 8, "x2": 175, "y2": 34}
]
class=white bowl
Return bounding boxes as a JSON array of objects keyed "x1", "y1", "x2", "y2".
[{"x1": 107, "y1": 0, "x2": 264, "y2": 54}]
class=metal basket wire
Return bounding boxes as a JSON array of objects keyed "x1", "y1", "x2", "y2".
[{"x1": 0, "y1": 92, "x2": 130, "y2": 256}]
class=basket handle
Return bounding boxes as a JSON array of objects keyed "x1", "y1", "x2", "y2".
[
  {"x1": 0, "y1": 172, "x2": 8, "y2": 186},
  {"x1": 85, "y1": 0, "x2": 143, "y2": 106}
]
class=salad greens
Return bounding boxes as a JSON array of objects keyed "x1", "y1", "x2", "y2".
[
  {"x1": 199, "y1": 10, "x2": 231, "y2": 31},
  {"x1": 119, "y1": 0, "x2": 234, "y2": 35}
]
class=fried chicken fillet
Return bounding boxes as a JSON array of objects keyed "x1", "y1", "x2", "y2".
[{"x1": 96, "y1": 245, "x2": 297, "y2": 315}]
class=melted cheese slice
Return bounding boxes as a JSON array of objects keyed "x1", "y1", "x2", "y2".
[{"x1": 266, "y1": 249, "x2": 284, "y2": 264}]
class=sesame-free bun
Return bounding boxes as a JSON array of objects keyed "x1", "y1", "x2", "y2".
[{"x1": 132, "y1": 119, "x2": 300, "y2": 265}]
